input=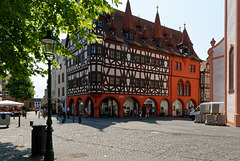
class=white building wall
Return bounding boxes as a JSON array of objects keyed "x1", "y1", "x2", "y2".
[
  {"x1": 55, "y1": 54, "x2": 67, "y2": 112},
  {"x1": 226, "y1": 0, "x2": 236, "y2": 123},
  {"x1": 212, "y1": 41, "x2": 224, "y2": 102}
]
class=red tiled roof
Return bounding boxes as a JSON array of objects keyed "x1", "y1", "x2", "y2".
[
  {"x1": 122, "y1": 1, "x2": 135, "y2": 32},
  {"x1": 178, "y1": 28, "x2": 192, "y2": 45},
  {"x1": 152, "y1": 11, "x2": 163, "y2": 40},
  {"x1": 104, "y1": 9, "x2": 200, "y2": 61}
]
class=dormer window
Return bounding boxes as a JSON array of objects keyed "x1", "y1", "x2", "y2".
[
  {"x1": 123, "y1": 32, "x2": 134, "y2": 41},
  {"x1": 136, "y1": 27, "x2": 141, "y2": 32},
  {"x1": 142, "y1": 38, "x2": 147, "y2": 44},
  {"x1": 153, "y1": 40, "x2": 163, "y2": 48},
  {"x1": 168, "y1": 45, "x2": 173, "y2": 51}
]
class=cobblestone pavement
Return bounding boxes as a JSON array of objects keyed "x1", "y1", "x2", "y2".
[{"x1": 1, "y1": 112, "x2": 240, "y2": 161}]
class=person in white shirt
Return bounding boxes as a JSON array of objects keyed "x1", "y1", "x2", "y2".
[{"x1": 67, "y1": 107, "x2": 70, "y2": 118}]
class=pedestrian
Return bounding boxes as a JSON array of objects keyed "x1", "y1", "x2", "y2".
[
  {"x1": 185, "y1": 108, "x2": 188, "y2": 116},
  {"x1": 62, "y1": 107, "x2": 66, "y2": 119},
  {"x1": 67, "y1": 107, "x2": 70, "y2": 118},
  {"x1": 43, "y1": 108, "x2": 47, "y2": 119},
  {"x1": 85, "y1": 108, "x2": 88, "y2": 119},
  {"x1": 35, "y1": 109, "x2": 37, "y2": 115},
  {"x1": 134, "y1": 109, "x2": 137, "y2": 117},
  {"x1": 149, "y1": 107, "x2": 152, "y2": 116},
  {"x1": 145, "y1": 109, "x2": 149, "y2": 118},
  {"x1": 139, "y1": 110, "x2": 142, "y2": 120}
]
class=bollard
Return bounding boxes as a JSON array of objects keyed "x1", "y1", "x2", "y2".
[
  {"x1": 73, "y1": 115, "x2": 74, "y2": 122},
  {"x1": 38, "y1": 111, "x2": 40, "y2": 119},
  {"x1": 30, "y1": 121, "x2": 33, "y2": 126},
  {"x1": 18, "y1": 115, "x2": 20, "y2": 127}
]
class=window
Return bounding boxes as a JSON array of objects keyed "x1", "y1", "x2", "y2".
[
  {"x1": 98, "y1": 20, "x2": 103, "y2": 28},
  {"x1": 190, "y1": 65, "x2": 195, "y2": 73},
  {"x1": 97, "y1": 73, "x2": 102, "y2": 83},
  {"x1": 140, "y1": 56, "x2": 145, "y2": 64},
  {"x1": 175, "y1": 62, "x2": 181, "y2": 71},
  {"x1": 62, "y1": 73, "x2": 64, "y2": 83},
  {"x1": 185, "y1": 81, "x2": 191, "y2": 96},
  {"x1": 150, "y1": 81, "x2": 155, "y2": 88},
  {"x1": 116, "y1": 77, "x2": 120, "y2": 85},
  {"x1": 110, "y1": 77, "x2": 114, "y2": 85},
  {"x1": 62, "y1": 87, "x2": 64, "y2": 96},
  {"x1": 177, "y1": 80, "x2": 184, "y2": 96},
  {"x1": 178, "y1": 63, "x2": 181, "y2": 71},
  {"x1": 151, "y1": 58, "x2": 155, "y2": 65},
  {"x1": 124, "y1": 32, "x2": 134, "y2": 41},
  {"x1": 175, "y1": 62, "x2": 178, "y2": 70},
  {"x1": 135, "y1": 79, "x2": 140, "y2": 87},
  {"x1": 110, "y1": 50, "x2": 115, "y2": 58},
  {"x1": 229, "y1": 47, "x2": 234, "y2": 91},
  {"x1": 136, "y1": 27, "x2": 141, "y2": 32},
  {"x1": 58, "y1": 88, "x2": 60, "y2": 97},
  {"x1": 116, "y1": 51, "x2": 121, "y2": 59},
  {"x1": 91, "y1": 74, "x2": 96, "y2": 83},
  {"x1": 140, "y1": 80, "x2": 145, "y2": 87},
  {"x1": 58, "y1": 75, "x2": 60, "y2": 84},
  {"x1": 156, "y1": 59, "x2": 159, "y2": 66},
  {"x1": 91, "y1": 46, "x2": 96, "y2": 54},
  {"x1": 135, "y1": 55, "x2": 140, "y2": 63},
  {"x1": 97, "y1": 46, "x2": 102, "y2": 54}
]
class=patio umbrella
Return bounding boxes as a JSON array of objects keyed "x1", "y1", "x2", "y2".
[{"x1": 0, "y1": 100, "x2": 24, "y2": 106}]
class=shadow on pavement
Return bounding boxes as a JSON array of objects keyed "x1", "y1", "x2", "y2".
[
  {"x1": 52, "y1": 114, "x2": 192, "y2": 131},
  {"x1": 0, "y1": 142, "x2": 44, "y2": 161}
]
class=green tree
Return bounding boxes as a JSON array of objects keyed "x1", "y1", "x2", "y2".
[
  {"x1": 0, "y1": 0, "x2": 120, "y2": 79},
  {"x1": 5, "y1": 76, "x2": 35, "y2": 101}
]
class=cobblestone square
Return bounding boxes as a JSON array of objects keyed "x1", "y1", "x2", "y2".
[{"x1": 0, "y1": 112, "x2": 240, "y2": 161}]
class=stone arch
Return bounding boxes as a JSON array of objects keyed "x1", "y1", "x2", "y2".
[
  {"x1": 143, "y1": 97, "x2": 158, "y2": 117},
  {"x1": 123, "y1": 97, "x2": 140, "y2": 116},
  {"x1": 160, "y1": 99, "x2": 169, "y2": 116},
  {"x1": 172, "y1": 99, "x2": 184, "y2": 116},
  {"x1": 99, "y1": 96, "x2": 120, "y2": 117}
]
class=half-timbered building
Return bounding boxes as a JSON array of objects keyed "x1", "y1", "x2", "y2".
[{"x1": 66, "y1": 1, "x2": 201, "y2": 117}]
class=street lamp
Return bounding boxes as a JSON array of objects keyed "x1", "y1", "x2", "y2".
[{"x1": 42, "y1": 30, "x2": 57, "y2": 161}]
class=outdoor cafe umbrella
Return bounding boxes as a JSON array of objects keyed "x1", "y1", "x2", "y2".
[{"x1": 0, "y1": 100, "x2": 24, "y2": 106}]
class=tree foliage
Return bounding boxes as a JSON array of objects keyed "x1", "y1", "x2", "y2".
[
  {"x1": 0, "y1": 0, "x2": 120, "y2": 79},
  {"x1": 5, "y1": 76, "x2": 35, "y2": 101}
]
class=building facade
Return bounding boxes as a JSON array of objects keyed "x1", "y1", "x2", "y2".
[
  {"x1": 34, "y1": 98, "x2": 42, "y2": 110},
  {"x1": 51, "y1": 39, "x2": 68, "y2": 113},
  {"x1": 225, "y1": 0, "x2": 240, "y2": 126},
  {"x1": 66, "y1": 1, "x2": 201, "y2": 117},
  {"x1": 207, "y1": 38, "x2": 224, "y2": 102},
  {"x1": 200, "y1": 61, "x2": 210, "y2": 103}
]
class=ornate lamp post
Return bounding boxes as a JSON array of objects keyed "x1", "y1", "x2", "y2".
[{"x1": 41, "y1": 30, "x2": 57, "y2": 161}]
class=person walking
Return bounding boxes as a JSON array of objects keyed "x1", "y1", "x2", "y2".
[
  {"x1": 67, "y1": 107, "x2": 70, "y2": 118},
  {"x1": 139, "y1": 110, "x2": 142, "y2": 120},
  {"x1": 62, "y1": 107, "x2": 66, "y2": 119},
  {"x1": 85, "y1": 107, "x2": 88, "y2": 119}
]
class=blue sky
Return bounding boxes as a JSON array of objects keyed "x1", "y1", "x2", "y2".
[{"x1": 32, "y1": 0, "x2": 224, "y2": 97}]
